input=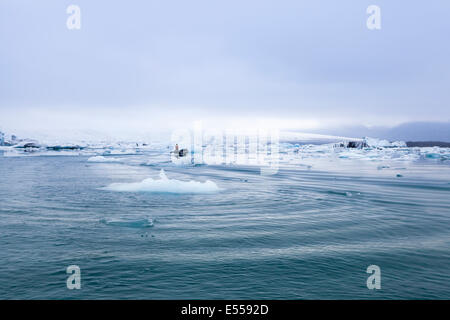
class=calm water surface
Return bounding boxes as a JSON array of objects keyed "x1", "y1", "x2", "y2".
[{"x1": 0, "y1": 153, "x2": 449, "y2": 299}]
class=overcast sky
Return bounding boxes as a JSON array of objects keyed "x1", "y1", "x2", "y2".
[{"x1": 1, "y1": 0, "x2": 449, "y2": 138}]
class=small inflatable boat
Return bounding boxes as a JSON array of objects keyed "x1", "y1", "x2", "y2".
[{"x1": 171, "y1": 148, "x2": 189, "y2": 158}]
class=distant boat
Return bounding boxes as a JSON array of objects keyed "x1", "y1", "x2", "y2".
[{"x1": 171, "y1": 148, "x2": 189, "y2": 158}]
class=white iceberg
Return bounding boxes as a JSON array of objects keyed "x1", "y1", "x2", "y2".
[
  {"x1": 363, "y1": 137, "x2": 407, "y2": 148},
  {"x1": 103, "y1": 169, "x2": 220, "y2": 194}
]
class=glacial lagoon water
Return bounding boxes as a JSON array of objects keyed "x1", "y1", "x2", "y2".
[{"x1": 0, "y1": 143, "x2": 449, "y2": 299}]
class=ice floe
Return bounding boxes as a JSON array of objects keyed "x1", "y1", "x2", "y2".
[
  {"x1": 100, "y1": 217, "x2": 154, "y2": 228},
  {"x1": 103, "y1": 169, "x2": 220, "y2": 194},
  {"x1": 88, "y1": 156, "x2": 122, "y2": 163}
]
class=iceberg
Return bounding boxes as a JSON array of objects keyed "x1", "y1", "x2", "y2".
[
  {"x1": 14, "y1": 140, "x2": 41, "y2": 149},
  {"x1": 103, "y1": 169, "x2": 220, "y2": 194},
  {"x1": 46, "y1": 144, "x2": 85, "y2": 151},
  {"x1": 363, "y1": 137, "x2": 407, "y2": 148}
]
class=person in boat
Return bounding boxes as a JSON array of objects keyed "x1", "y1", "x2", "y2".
[{"x1": 172, "y1": 144, "x2": 188, "y2": 157}]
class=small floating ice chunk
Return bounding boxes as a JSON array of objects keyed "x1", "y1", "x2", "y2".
[
  {"x1": 103, "y1": 169, "x2": 220, "y2": 194},
  {"x1": 425, "y1": 153, "x2": 441, "y2": 159},
  {"x1": 88, "y1": 156, "x2": 121, "y2": 162},
  {"x1": 100, "y1": 217, "x2": 154, "y2": 228}
]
